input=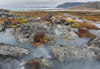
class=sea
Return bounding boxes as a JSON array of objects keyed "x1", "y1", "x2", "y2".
[{"x1": 1, "y1": 8, "x2": 66, "y2": 11}]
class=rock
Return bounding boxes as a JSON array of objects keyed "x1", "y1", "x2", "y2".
[
  {"x1": 2, "y1": 58, "x2": 20, "y2": 69},
  {"x1": 5, "y1": 19, "x2": 12, "y2": 26},
  {"x1": 0, "y1": 43, "x2": 29, "y2": 57},
  {"x1": 33, "y1": 17, "x2": 42, "y2": 23},
  {"x1": 52, "y1": 45, "x2": 95, "y2": 61},
  {"x1": 0, "y1": 24, "x2": 5, "y2": 32},
  {"x1": 33, "y1": 57, "x2": 53, "y2": 67},
  {"x1": 58, "y1": 26, "x2": 67, "y2": 32},
  {"x1": 0, "y1": 9, "x2": 14, "y2": 18},
  {"x1": 25, "y1": 57, "x2": 53, "y2": 69},
  {"x1": 55, "y1": 19, "x2": 66, "y2": 24},
  {"x1": 84, "y1": 37, "x2": 100, "y2": 55},
  {"x1": 61, "y1": 26, "x2": 76, "y2": 41},
  {"x1": 45, "y1": 13, "x2": 53, "y2": 19},
  {"x1": 84, "y1": 37, "x2": 100, "y2": 50},
  {"x1": 65, "y1": 22, "x2": 74, "y2": 25},
  {"x1": 13, "y1": 22, "x2": 55, "y2": 43}
]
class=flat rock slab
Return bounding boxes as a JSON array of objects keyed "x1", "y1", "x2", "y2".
[
  {"x1": 0, "y1": 43, "x2": 29, "y2": 57},
  {"x1": 52, "y1": 45, "x2": 95, "y2": 61}
]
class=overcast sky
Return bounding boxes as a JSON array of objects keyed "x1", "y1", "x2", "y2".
[{"x1": 0, "y1": 0, "x2": 100, "y2": 8}]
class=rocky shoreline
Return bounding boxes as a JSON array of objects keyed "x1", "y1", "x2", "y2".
[{"x1": 0, "y1": 9, "x2": 100, "y2": 69}]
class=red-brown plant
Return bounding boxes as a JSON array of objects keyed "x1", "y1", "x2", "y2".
[{"x1": 75, "y1": 28, "x2": 95, "y2": 38}]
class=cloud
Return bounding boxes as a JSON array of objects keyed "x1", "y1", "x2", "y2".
[{"x1": 0, "y1": 0, "x2": 100, "y2": 8}]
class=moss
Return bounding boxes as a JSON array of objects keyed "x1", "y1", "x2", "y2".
[
  {"x1": 71, "y1": 21, "x2": 100, "y2": 30},
  {"x1": 71, "y1": 22, "x2": 82, "y2": 28}
]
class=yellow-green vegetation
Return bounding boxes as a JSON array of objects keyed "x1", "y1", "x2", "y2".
[
  {"x1": 71, "y1": 21, "x2": 100, "y2": 30},
  {"x1": 66, "y1": 20, "x2": 76, "y2": 23},
  {"x1": 19, "y1": 19, "x2": 28, "y2": 24}
]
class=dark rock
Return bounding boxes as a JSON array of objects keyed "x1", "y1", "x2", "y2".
[
  {"x1": 4, "y1": 19, "x2": 12, "y2": 26},
  {"x1": 65, "y1": 22, "x2": 74, "y2": 25},
  {"x1": 55, "y1": 19, "x2": 66, "y2": 24},
  {"x1": 0, "y1": 24, "x2": 5, "y2": 32}
]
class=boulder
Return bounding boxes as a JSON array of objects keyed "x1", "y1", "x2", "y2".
[
  {"x1": 0, "y1": 43, "x2": 29, "y2": 57},
  {"x1": 13, "y1": 22, "x2": 55, "y2": 43},
  {"x1": 84, "y1": 37, "x2": 100, "y2": 55},
  {"x1": 61, "y1": 26, "x2": 76, "y2": 41},
  {"x1": 0, "y1": 24, "x2": 5, "y2": 32},
  {"x1": 52, "y1": 45, "x2": 95, "y2": 61}
]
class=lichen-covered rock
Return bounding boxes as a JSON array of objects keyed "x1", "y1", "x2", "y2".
[
  {"x1": 13, "y1": 22, "x2": 55, "y2": 43},
  {"x1": 84, "y1": 37, "x2": 100, "y2": 50},
  {"x1": 25, "y1": 57, "x2": 53, "y2": 69},
  {"x1": 61, "y1": 26, "x2": 77, "y2": 41},
  {"x1": 84, "y1": 37, "x2": 100, "y2": 56},
  {"x1": 52, "y1": 45, "x2": 95, "y2": 61},
  {"x1": 0, "y1": 43, "x2": 29, "y2": 57}
]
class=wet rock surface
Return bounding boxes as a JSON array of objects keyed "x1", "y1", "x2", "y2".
[
  {"x1": 84, "y1": 37, "x2": 100, "y2": 50},
  {"x1": 84, "y1": 37, "x2": 100, "y2": 55},
  {"x1": 52, "y1": 45, "x2": 96, "y2": 61},
  {"x1": 0, "y1": 24, "x2": 5, "y2": 32},
  {"x1": 13, "y1": 22, "x2": 55, "y2": 42},
  {"x1": 1, "y1": 58, "x2": 20, "y2": 69},
  {"x1": 0, "y1": 43, "x2": 29, "y2": 57},
  {"x1": 24, "y1": 57, "x2": 53, "y2": 69},
  {"x1": 32, "y1": 57, "x2": 53, "y2": 67},
  {"x1": 61, "y1": 26, "x2": 77, "y2": 41}
]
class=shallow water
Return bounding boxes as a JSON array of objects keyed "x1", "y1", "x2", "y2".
[{"x1": 0, "y1": 24, "x2": 100, "y2": 69}]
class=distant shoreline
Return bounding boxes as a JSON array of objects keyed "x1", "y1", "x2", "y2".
[{"x1": 0, "y1": 8, "x2": 100, "y2": 12}]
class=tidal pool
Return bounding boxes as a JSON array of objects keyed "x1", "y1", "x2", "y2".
[{"x1": 0, "y1": 26, "x2": 99, "y2": 69}]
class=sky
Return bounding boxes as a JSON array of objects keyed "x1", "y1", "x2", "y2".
[{"x1": 0, "y1": 0, "x2": 100, "y2": 8}]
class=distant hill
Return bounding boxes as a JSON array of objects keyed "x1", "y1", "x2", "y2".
[
  {"x1": 69, "y1": 2, "x2": 100, "y2": 10},
  {"x1": 56, "y1": 2, "x2": 86, "y2": 8}
]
